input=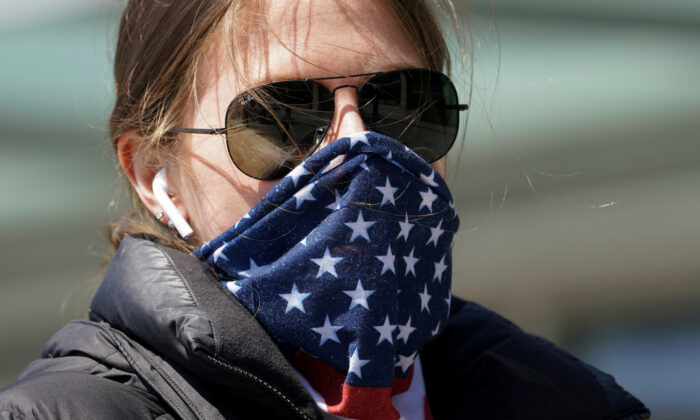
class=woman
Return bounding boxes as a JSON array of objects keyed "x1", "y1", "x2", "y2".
[{"x1": 0, "y1": 1, "x2": 649, "y2": 419}]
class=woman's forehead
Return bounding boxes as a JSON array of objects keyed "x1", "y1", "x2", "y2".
[{"x1": 207, "y1": 0, "x2": 424, "y2": 92}]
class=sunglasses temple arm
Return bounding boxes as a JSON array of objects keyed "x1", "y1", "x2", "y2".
[
  {"x1": 446, "y1": 104, "x2": 469, "y2": 111},
  {"x1": 171, "y1": 128, "x2": 226, "y2": 135}
]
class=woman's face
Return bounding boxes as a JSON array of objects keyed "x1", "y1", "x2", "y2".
[{"x1": 170, "y1": 0, "x2": 447, "y2": 243}]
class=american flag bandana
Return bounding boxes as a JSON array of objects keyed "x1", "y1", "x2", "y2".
[{"x1": 196, "y1": 132, "x2": 459, "y2": 419}]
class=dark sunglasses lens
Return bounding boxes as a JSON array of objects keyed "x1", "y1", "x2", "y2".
[
  {"x1": 359, "y1": 69, "x2": 460, "y2": 162},
  {"x1": 225, "y1": 81, "x2": 334, "y2": 180}
]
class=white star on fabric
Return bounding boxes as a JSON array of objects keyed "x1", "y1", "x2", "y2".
[
  {"x1": 233, "y1": 212, "x2": 251, "y2": 230},
  {"x1": 234, "y1": 212, "x2": 250, "y2": 227},
  {"x1": 375, "y1": 245, "x2": 396, "y2": 276},
  {"x1": 396, "y1": 212, "x2": 414, "y2": 241},
  {"x1": 344, "y1": 211, "x2": 376, "y2": 243},
  {"x1": 239, "y1": 258, "x2": 269, "y2": 277},
  {"x1": 360, "y1": 155, "x2": 370, "y2": 172},
  {"x1": 343, "y1": 279, "x2": 375, "y2": 310},
  {"x1": 427, "y1": 220, "x2": 445, "y2": 247},
  {"x1": 321, "y1": 154, "x2": 346, "y2": 174},
  {"x1": 325, "y1": 192, "x2": 344, "y2": 211},
  {"x1": 279, "y1": 283, "x2": 311, "y2": 313},
  {"x1": 445, "y1": 289, "x2": 452, "y2": 311},
  {"x1": 431, "y1": 321, "x2": 441, "y2": 337},
  {"x1": 213, "y1": 245, "x2": 229, "y2": 263},
  {"x1": 403, "y1": 247, "x2": 420, "y2": 277},
  {"x1": 397, "y1": 316, "x2": 416, "y2": 344},
  {"x1": 433, "y1": 254, "x2": 448, "y2": 283},
  {"x1": 294, "y1": 182, "x2": 317, "y2": 209},
  {"x1": 225, "y1": 280, "x2": 241, "y2": 294},
  {"x1": 348, "y1": 348, "x2": 371, "y2": 379},
  {"x1": 418, "y1": 188, "x2": 438, "y2": 212},
  {"x1": 300, "y1": 235, "x2": 309, "y2": 246},
  {"x1": 311, "y1": 247, "x2": 344, "y2": 278},
  {"x1": 234, "y1": 213, "x2": 250, "y2": 229},
  {"x1": 395, "y1": 351, "x2": 417, "y2": 374},
  {"x1": 420, "y1": 169, "x2": 439, "y2": 187},
  {"x1": 287, "y1": 164, "x2": 310, "y2": 186},
  {"x1": 349, "y1": 132, "x2": 370, "y2": 149},
  {"x1": 386, "y1": 150, "x2": 393, "y2": 161},
  {"x1": 311, "y1": 315, "x2": 343, "y2": 346},
  {"x1": 419, "y1": 283, "x2": 432, "y2": 314},
  {"x1": 373, "y1": 315, "x2": 396, "y2": 345},
  {"x1": 375, "y1": 177, "x2": 398, "y2": 206}
]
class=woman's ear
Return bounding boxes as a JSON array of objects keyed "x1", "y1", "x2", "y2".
[{"x1": 116, "y1": 131, "x2": 190, "y2": 225}]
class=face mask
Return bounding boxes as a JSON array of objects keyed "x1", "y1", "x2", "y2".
[{"x1": 196, "y1": 131, "x2": 459, "y2": 418}]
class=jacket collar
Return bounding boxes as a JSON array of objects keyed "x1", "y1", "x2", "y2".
[
  {"x1": 89, "y1": 235, "x2": 320, "y2": 419},
  {"x1": 87, "y1": 236, "x2": 650, "y2": 420}
]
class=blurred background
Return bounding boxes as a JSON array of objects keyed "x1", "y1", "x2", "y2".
[{"x1": 0, "y1": 0, "x2": 698, "y2": 417}]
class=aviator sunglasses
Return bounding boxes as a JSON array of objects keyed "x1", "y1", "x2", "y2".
[{"x1": 172, "y1": 68, "x2": 468, "y2": 180}]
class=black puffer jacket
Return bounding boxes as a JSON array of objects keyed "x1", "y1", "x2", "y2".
[{"x1": 0, "y1": 235, "x2": 650, "y2": 419}]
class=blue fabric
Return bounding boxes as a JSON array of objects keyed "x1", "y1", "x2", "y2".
[{"x1": 196, "y1": 132, "x2": 459, "y2": 389}]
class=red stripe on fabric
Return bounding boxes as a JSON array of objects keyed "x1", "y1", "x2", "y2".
[
  {"x1": 294, "y1": 350, "x2": 407, "y2": 419},
  {"x1": 329, "y1": 383, "x2": 399, "y2": 419},
  {"x1": 424, "y1": 395, "x2": 434, "y2": 420},
  {"x1": 390, "y1": 365, "x2": 414, "y2": 396},
  {"x1": 294, "y1": 350, "x2": 346, "y2": 404}
]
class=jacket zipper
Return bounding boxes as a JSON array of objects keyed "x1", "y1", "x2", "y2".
[{"x1": 203, "y1": 354, "x2": 313, "y2": 420}]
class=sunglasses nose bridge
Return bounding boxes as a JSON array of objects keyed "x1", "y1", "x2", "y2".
[{"x1": 331, "y1": 84, "x2": 359, "y2": 94}]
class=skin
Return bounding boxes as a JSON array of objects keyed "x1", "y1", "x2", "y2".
[{"x1": 119, "y1": 0, "x2": 447, "y2": 244}]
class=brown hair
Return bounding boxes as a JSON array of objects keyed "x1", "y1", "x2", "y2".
[{"x1": 108, "y1": 0, "x2": 466, "y2": 253}]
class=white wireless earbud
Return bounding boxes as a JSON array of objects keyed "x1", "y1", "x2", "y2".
[{"x1": 152, "y1": 169, "x2": 194, "y2": 240}]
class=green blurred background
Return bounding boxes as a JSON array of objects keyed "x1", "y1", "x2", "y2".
[{"x1": 1, "y1": 1, "x2": 699, "y2": 417}]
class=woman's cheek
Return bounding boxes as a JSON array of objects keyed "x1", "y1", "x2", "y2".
[{"x1": 431, "y1": 157, "x2": 447, "y2": 178}]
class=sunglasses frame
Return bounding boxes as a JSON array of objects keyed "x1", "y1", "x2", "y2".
[{"x1": 172, "y1": 68, "x2": 469, "y2": 179}]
